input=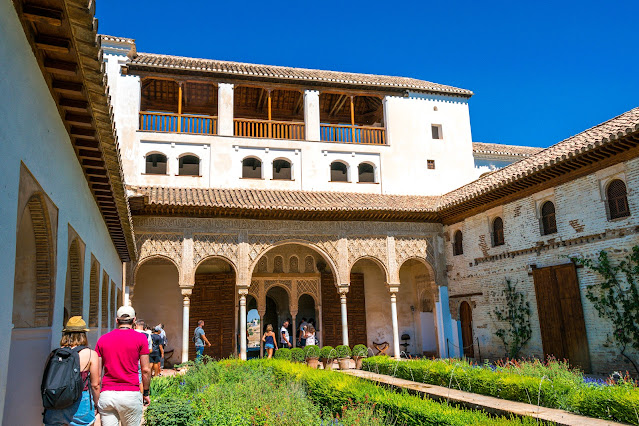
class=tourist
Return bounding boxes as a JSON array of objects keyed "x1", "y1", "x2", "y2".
[
  {"x1": 193, "y1": 320, "x2": 211, "y2": 361},
  {"x1": 134, "y1": 319, "x2": 152, "y2": 392},
  {"x1": 280, "y1": 319, "x2": 292, "y2": 348},
  {"x1": 305, "y1": 324, "x2": 317, "y2": 346},
  {"x1": 298, "y1": 317, "x2": 308, "y2": 347},
  {"x1": 96, "y1": 306, "x2": 151, "y2": 426},
  {"x1": 157, "y1": 323, "x2": 167, "y2": 368},
  {"x1": 150, "y1": 326, "x2": 165, "y2": 377},
  {"x1": 262, "y1": 324, "x2": 278, "y2": 358},
  {"x1": 43, "y1": 316, "x2": 101, "y2": 426}
]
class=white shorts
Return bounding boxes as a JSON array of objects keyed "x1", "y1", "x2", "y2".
[{"x1": 98, "y1": 390, "x2": 143, "y2": 426}]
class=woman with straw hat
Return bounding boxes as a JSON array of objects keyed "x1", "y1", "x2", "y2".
[{"x1": 43, "y1": 316, "x2": 101, "y2": 426}]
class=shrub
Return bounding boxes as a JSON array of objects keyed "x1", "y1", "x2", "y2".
[
  {"x1": 273, "y1": 347, "x2": 291, "y2": 360},
  {"x1": 352, "y1": 344, "x2": 368, "y2": 357},
  {"x1": 361, "y1": 356, "x2": 639, "y2": 425},
  {"x1": 291, "y1": 347, "x2": 305, "y2": 362},
  {"x1": 145, "y1": 395, "x2": 195, "y2": 426},
  {"x1": 335, "y1": 344, "x2": 351, "y2": 358},
  {"x1": 320, "y1": 345, "x2": 335, "y2": 360},
  {"x1": 304, "y1": 344, "x2": 320, "y2": 359}
]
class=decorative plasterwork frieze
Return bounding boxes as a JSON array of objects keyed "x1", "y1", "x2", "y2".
[
  {"x1": 193, "y1": 234, "x2": 238, "y2": 267},
  {"x1": 347, "y1": 236, "x2": 388, "y2": 267},
  {"x1": 136, "y1": 232, "x2": 183, "y2": 265},
  {"x1": 395, "y1": 236, "x2": 435, "y2": 267}
]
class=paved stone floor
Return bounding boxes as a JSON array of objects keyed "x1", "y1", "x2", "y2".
[{"x1": 342, "y1": 369, "x2": 625, "y2": 426}]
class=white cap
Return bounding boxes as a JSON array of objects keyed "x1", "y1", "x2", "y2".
[{"x1": 116, "y1": 305, "x2": 136, "y2": 319}]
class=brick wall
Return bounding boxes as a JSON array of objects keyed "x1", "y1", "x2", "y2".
[{"x1": 444, "y1": 157, "x2": 639, "y2": 374}]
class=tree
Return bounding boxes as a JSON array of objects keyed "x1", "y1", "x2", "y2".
[
  {"x1": 491, "y1": 279, "x2": 532, "y2": 358},
  {"x1": 572, "y1": 247, "x2": 639, "y2": 374}
]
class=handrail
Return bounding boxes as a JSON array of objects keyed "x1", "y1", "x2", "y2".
[
  {"x1": 234, "y1": 118, "x2": 305, "y2": 140},
  {"x1": 320, "y1": 124, "x2": 386, "y2": 145},
  {"x1": 139, "y1": 111, "x2": 217, "y2": 135}
]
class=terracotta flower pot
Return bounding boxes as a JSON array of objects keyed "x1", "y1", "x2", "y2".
[
  {"x1": 306, "y1": 357, "x2": 320, "y2": 369},
  {"x1": 352, "y1": 356, "x2": 365, "y2": 369},
  {"x1": 338, "y1": 357, "x2": 351, "y2": 370}
]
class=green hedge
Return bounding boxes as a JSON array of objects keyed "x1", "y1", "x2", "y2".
[
  {"x1": 362, "y1": 356, "x2": 639, "y2": 425},
  {"x1": 291, "y1": 347, "x2": 305, "y2": 362},
  {"x1": 266, "y1": 360, "x2": 542, "y2": 426},
  {"x1": 273, "y1": 347, "x2": 291, "y2": 360}
]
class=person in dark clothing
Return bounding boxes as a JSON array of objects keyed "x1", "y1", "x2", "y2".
[{"x1": 150, "y1": 326, "x2": 164, "y2": 377}]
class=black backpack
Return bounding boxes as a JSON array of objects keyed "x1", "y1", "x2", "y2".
[{"x1": 41, "y1": 346, "x2": 87, "y2": 410}]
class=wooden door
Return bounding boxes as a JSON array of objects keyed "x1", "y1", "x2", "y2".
[
  {"x1": 532, "y1": 263, "x2": 591, "y2": 372},
  {"x1": 460, "y1": 301, "x2": 474, "y2": 358},
  {"x1": 320, "y1": 273, "x2": 367, "y2": 347},
  {"x1": 189, "y1": 273, "x2": 235, "y2": 360}
]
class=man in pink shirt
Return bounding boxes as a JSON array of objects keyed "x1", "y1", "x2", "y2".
[{"x1": 96, "y1": 305, "x2": 151, "y2": 426}]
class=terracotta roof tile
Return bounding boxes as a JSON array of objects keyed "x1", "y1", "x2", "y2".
[
  {"x1": 443, "y1": 107, "x2": 639, "y2": 208},
  {"x1": 472, "y1": 142, "x2": 544, "y2": 157},
  {"x1": 127, "y1": 52, "x2": 473, "y2": 96}
]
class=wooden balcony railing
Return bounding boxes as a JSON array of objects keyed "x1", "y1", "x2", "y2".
[
  {"x1": 234, "y1": 118, "x2": 305, "y2": 140},
  {"x1": 320, "y1": 124, "x2": 386, "y2": 145},
  {"x1": 139, "y1": 112, "x2": 217, "y2": 135}
]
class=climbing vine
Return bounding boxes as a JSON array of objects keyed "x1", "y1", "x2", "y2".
[
  {"x1": 571, "y1": 246, "x2": 639, "y2": 374},
  {"x1": 491, "y1": 279, "x2": 532, "y2": 359}
]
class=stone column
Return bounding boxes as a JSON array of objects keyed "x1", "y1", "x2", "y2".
[
  {"x1": 388, "y1": 285, "x2": 401, "y2": 359},
  {"x1": 218, "y1": 83, "x2": 234, "y2": 136},
  {"x1": 181, "y1": 288, "x2": 192, "y2": 363},
  {"x1": 339, "y1": 287, "x2": 349, "y2": 346},
  {"x1": 304, "y1": 90, "x2": 320, "y2": 141},
  {"x1": 291, "y1": 313, "x2": 298, "y2": 348},
  {"x1": 239, "y1": 288, "x2": 248, "y2": 361}
]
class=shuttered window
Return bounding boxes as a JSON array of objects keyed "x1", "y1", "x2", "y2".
[
  {"x1": 541, "y1": 201, "x2": 557, "y2": 235},
  {"x1": 453, "y1": 230, "x2": 463, "y2": 256},
  {"x1": 492, "y1": 217, "x2": 505, "y2": 246},
  {"x1": 607, "y1": 179, "x2": 630, "y2": 219}
]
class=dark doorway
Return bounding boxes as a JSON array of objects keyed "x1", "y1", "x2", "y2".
[
  {"x1": 532, "y1": 263, "x2": 591, "y2": 372},
  {"x1": 460, "y1": 301, "x2": 474, "y2": 358},
  {"x1": 189, "y1": 273, "x2": 235, "y2": 360}
]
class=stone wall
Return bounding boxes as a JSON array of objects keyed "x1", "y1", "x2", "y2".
[{"x1": 444, "y1": 158, "x2": 639, "y2": 374}]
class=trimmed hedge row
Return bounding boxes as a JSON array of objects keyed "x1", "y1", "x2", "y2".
[
  {"x1": 265, "y1": 359, "x2": 542, "y2": 426},
  {"x1": 362, "y1": 356, "x2": 639, "y2": 425}
]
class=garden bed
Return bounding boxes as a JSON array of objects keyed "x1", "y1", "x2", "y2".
[
  {"x1": 146, "y1": 359, "x2": 545, "y2": 425},
  {"x1": 362, "y1": 356, "x2": 639, "y2": 425}
]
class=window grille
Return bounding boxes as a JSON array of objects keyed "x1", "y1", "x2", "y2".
[
  {"x1": 607, "y1": 179, "x2": 630, "y2": 219},
  {"x1": 541, "y1": 201, "x2": 557, "y2": 235}
]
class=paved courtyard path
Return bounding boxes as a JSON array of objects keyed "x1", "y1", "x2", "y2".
[{"x1": 342, "y1": 369, "x2": 625, "y2": 426}]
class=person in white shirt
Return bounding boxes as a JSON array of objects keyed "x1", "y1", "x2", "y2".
[
  {"x1": 298, "y1": 318, "x2": 308, "y2": 347},
  {"x1": 280, "y1": 319, "x2": 292, "y2": 348},
  {"x1": 305, "y1": 325, "x2": 316, "y2": 346}
]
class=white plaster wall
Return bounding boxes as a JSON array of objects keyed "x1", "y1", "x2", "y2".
[
  {"x1": 104, "y1": 46, "x2": 476, "y2": 196},
  {"x1": 0, "y1": 1, "x2": 124, "y2": 420},
  {"x1": 131, "y1": 263, "x2": 182, "y2": 365}
]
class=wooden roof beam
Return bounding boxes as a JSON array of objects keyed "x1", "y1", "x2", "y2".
[
  {"x1": 44, "y1": 58, "x2": 77, "y2": 76},
  {"x1": 52, "y1": 80, "x2": 83, "y2": 95},
  {"x1": 60, "y1": 98, "x2": 89, "y2": 112},
  {"x1": 23, "y1": 4, "x2": 63, "y2": 26},
  {"x1": 35, "y1": 34, "x2": 70, "y2": 53},
  {"x1": 329, "y1": 94, "x2": 347, "y2": 117}
]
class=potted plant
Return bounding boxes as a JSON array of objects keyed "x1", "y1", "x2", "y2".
[
  {"x1": 273, "y1": 348, "x2": 291, "y2": 361},
  {"x1": 335, "y1": 345, "x2": 351, "y2": 370},
  {"x1": 304, "y1": 345, "x2": 320, "y2": 368},
  {"x1": 291, "y1": 347, "x2": 305, "y2": 363},
  {"x1": 320, "y1": 346, "x2": 335, "y2": 370},
  {"x1": 352, "y1": 344, "x2": 368, "y2": 369}
]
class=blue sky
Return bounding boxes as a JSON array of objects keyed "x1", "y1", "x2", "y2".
[{"x1": 97, "y1": 0, "x2": 638, "y2": 148}]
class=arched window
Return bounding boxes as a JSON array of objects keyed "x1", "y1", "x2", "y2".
[
  {"x1": 272, "y1": 159, "x2": 292, "y2": 180},
  {"x1": 145, "y1": 153, "x2": 167, "y2": 174},
  {"x1": 101, "y1": 272, "x2": 109, "y2": 329},
  {"x1": 289, "y1": 256, "x2": 299, "y2": 273},
  {"x1": 453, "y1": 230, "x2": 463, "y2": 256},
  {"x1": 541, "y1": 201, "x2": 557, "y2": 235},
  {"x1": 492, "y1": 217, "x2": 504, "y2": 246},
  {"x1": 273, "y1": 255, "x2": 284, "y2": 273},
  {"x1": 358, "y1": 163, "x2": 375, "y2": 183},
  {"x1": 179, "y1": 154, "x2": 200, "y2": 176},
  {"x1": 242, "y1": 157, "x2": 262, "y2": 179},
  {"x1": 330, "y1": 161, "x2": 348, "y2": 182},
  {"x1": 607, "y1": 179, "x2": 630, "y2": 219},
  {"x1": 88, "y1": 260, "x2": 99, "y2": 327},
  {"x1": 304, "y1": 255, "x2": 315, "y2": 273}
]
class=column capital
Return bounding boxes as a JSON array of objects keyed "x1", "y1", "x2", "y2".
[
  {"x1": 181, "y1": 287, "x2": 193, "y2": 297},
  {"x1": 338, "y1": 285, "x2": 349, "y2": 295},
  {"x1": 238, "y1": 287, "x2": 249, "y2": 296},
  {"x1": 386, "y1": 283, "x2": 400, "y2": 294}
]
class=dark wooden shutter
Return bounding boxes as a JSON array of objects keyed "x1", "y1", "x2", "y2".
[
  {"x1": 320, "y1": 273, "x2": 367, "y2": 347},
  {"x1": 460, "y1": 302, "x2": 474, "y2": 358},
  {"x1": 532, "y1": 263, "x2": 591, "y2": 372},
  {"x1": 190, "y1": 273, "x2": 235, "y2": 360}
]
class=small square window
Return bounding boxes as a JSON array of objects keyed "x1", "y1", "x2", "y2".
[
  {"x1": 431, "y1": 124, "x2": 443, "y2": 139},
  {"x1": 427, "y1": 159, "x2": 435, "y2": 170}
]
